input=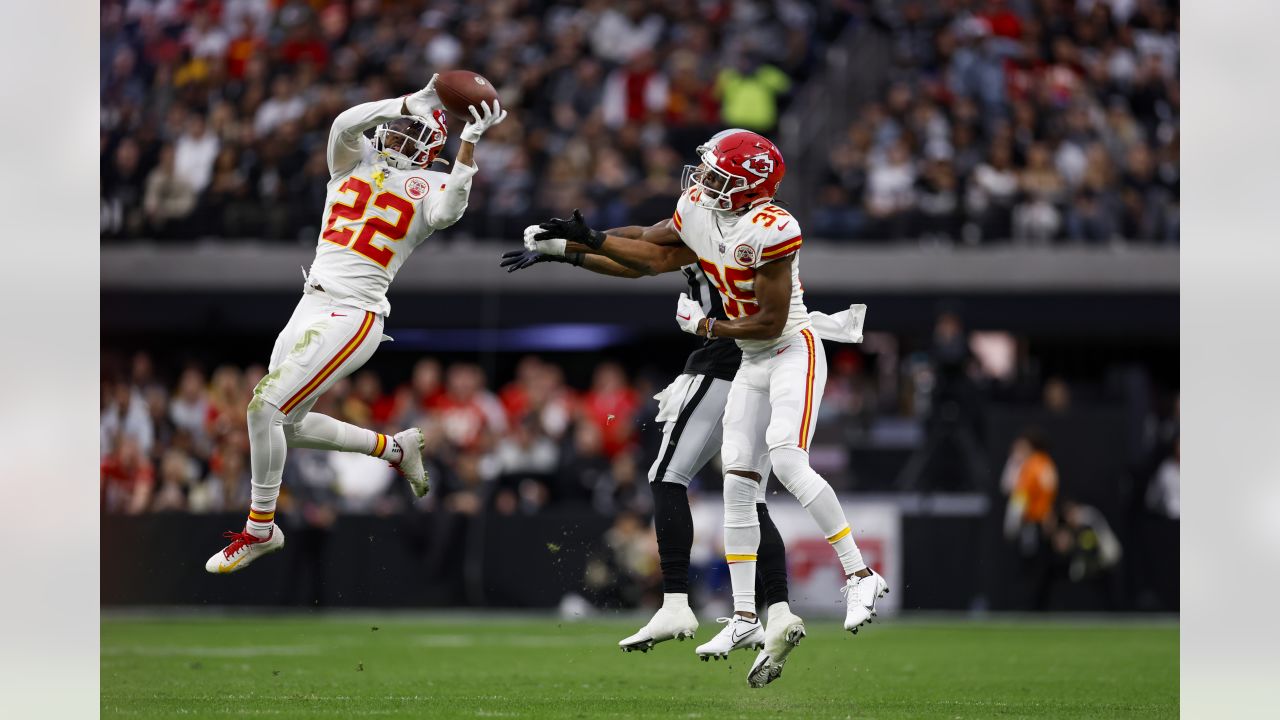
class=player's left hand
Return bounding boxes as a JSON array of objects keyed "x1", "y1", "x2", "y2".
[
  {"x1": 459, "y1": 100, "x2": 508, "y2": 144},
  {"x1": 676, "y1": 293, "x2": 706, "y2": 336},
  {"x1": 499, "y1": 249, "x2": 552, "y2": 273}
]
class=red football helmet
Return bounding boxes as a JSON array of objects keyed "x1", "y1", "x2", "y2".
[
  {"x1": 375, "y1": 108, "x2": 449, "y2": 169},
  {"x1": 681, "y1": 131, "x2": 786, "y2": 212}
]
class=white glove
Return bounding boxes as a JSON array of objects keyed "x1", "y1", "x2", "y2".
[
  {"x1": 459, "y1": 100, "x2": 508, "y2": 144},
  {"x1": 523, "y1": 224, "x2": 565, "y2": 256},
  {"x1": 676, "y1": 293, "x2": 706, "y2": 336},
  {"x1": 405, "y1": 74, "x2": 444, "y2": 118}
]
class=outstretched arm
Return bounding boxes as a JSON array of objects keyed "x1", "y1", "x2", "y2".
[
  {"x1": 533, "y1": 211, "x2": 694, "y2": 276},
  {"x1": 501, "y1": 219, "x2": 690, "y2": 277},
  {"x1": 327, "y1": 98, "x2": 407, "y2": 177}
]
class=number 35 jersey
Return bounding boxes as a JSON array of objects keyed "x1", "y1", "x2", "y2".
[
  {"x1": 307, "y1": 98, "x2": 478, "y2": 317},
  {"x1": 672, "y1": 187, "x2": 811, "y2": 355}
]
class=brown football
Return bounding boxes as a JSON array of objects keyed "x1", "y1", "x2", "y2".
[{"x1": 434, "y1": 70, "x2": 500, "y2": 123}]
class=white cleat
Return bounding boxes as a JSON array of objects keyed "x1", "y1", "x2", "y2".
[
  {"x1": 204, "y1": 526, "x2": 285, "y2": 574},
  {"x1": 748, "y1": 604, "x2": 806, "y2": 688},
  {"x1": 618, "y1": 605, "x2": 699, "y2": 653},
  {"x1": 842, "y1": 569, "x2": 890, "y2": 634},
  {"x1": 695, "y1": 615, "x2": 764, "y2": 661},
  {"x1": 391, "y1": 428, "x2": 429, "y2": 497}
]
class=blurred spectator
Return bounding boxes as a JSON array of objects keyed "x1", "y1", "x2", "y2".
[
  {"x1": 173, "y1": 112, "x2": 220, "y2": 194},
  {"x1": 1001, "y1": 428, "x2": 1059, "y2": 609},
  {"x1": 1053, "y1": 499, "x2": 1123, "y2": 584},
  {"x1": 582, "y1": 510, "x2": 660, "y2": 609},
  {"x1": 151, "y1": 448, "x2": 197, "y2": 512},
  {"x1": 190, "y1": 442, "x2": 251, "y2": 513},
  {"x1": 102, "y1": 378, "x2": 153, "y2": 458},
  {"x1": 579, "y1": 362, "x2": 639, "y2": 459},
  {"x1": 714, "y1": 53, "x2": 791, "y2": 134},
  {"x1": 431, "y1": 363, "x2": 508, "y2": 454},
  {"x1": 101, "y1": 436, "x2": 154, "y2": 514},
  {"x1": 142, "y1": 145, "x2": 197, "y2": 238},
  {"x1": 253, "y1": 74, "x2": 306, "y2": 138},
  {"x1": 899, "y1": 309, "x2": 989, "y2": 491}
]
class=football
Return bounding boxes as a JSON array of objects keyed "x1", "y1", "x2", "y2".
[{"x1": 434, "y1": 69, "x2": 500, "y2": 123}]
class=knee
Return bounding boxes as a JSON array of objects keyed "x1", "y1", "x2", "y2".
[
  {"x1": 768, "y1": 446, "x2": 808, "y2": 481},
  {"x1": 246, "y1": 395, "x2": 284, "y2": 429},
  {"x1": 723, "y1": 472, "x2": 760, "y2": 526},
  {"x1": 769, "y1": 446, "x2": 828, "y2": 506}
]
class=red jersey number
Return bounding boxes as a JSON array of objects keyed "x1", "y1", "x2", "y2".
[
  {"x1": 699, "y1": 260, "x2": 759, "y2": 319},
  {"x1": 322, "y1": 177, "x2": 415, "y2": 267}
]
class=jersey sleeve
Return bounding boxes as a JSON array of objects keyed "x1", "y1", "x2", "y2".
[
  {"x1": 672, "y1": 190, "x2": 693, "y2": 242},
  {"x1": 422, "y1": 160, "x2": 478, "y2": 229},
  {"x1": 754, "y1": 209, "x2": 803, "y2": 265},
  {"x1": 327, "y1": 98, "x2": 405, "y2": 177}
]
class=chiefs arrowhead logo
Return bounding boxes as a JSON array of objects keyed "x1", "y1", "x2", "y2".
[{"x1": 741, "y1": 152, "x2": 775, "y2": 180}]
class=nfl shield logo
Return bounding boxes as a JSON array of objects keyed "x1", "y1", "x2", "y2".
[{"x1": 718, "y1": 242, "x2": 726, "y2": 254}]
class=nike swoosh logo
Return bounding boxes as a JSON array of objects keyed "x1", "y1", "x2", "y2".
[
  {"x1": 776, "y1": 346, "x2": 788, "y2": 355},
  {"x1": 778, "y1": 221, "x2": 790, "y2": 231},
  {"x1": 732, "y1": 626, "x2": 756, "y2": 642},
  {"x1": 217, "y1": 554, "x2": 248, "y2": 573},
  {"x1": 331, "y1": 313, "x2": 346, "y2": 317},
  {"x1": 677, "y1": 313, "x2": 691, "y2": 321}
]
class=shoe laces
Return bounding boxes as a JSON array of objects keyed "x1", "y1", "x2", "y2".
[
  {"x1": 841, "y1": 575, "x2": 864, "y2": 604},
  {"x1": 221, "y1": 530, "x2": 262, "y2": 559}
]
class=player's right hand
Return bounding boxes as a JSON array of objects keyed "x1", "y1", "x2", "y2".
[
  {"x1": 405, "y1": 73, "x2": 443, "y2": 117},
  {"x1": 535, "y1": 209, "x2": 605, "y2": 250}
]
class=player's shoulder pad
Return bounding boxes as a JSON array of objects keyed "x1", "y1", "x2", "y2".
[
  {"x1": 672, "y1": 186, "x2": 698, "y2": 237},
  {"x1": 743, "y1": 203, "x2": 802, "y2": 266}
]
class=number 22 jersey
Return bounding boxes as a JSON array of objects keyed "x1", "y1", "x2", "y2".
[
  {"x1": 671, "y1": 187, "x2": 811, "y2": 355},
  {"x1": 307, "y1": 98, "x2": 478, "y2": 317}
]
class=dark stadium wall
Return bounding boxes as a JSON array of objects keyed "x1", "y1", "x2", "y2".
[{"x1": 101, "y1": 510, "x2": 1177, "y2": 613}]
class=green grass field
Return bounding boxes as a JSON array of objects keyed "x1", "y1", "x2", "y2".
[{"x1": 102, "y1": 614, "x2": 1177, "y2": 719}]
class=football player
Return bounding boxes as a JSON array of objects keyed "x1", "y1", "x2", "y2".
[
  {"x1": 525, "y1": 131, "x2": 884, "y2": 685},
  {"x1": 204, "y1": 75, "x2": 507, "y2": 574},
  {"x1": 503, "y1": 130, "x2": 807, "y2": 687}
]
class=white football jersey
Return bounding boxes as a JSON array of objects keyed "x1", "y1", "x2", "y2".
[
  {"x1": 673, "y1": 187, "x2": 810, "y2": 355},
  {"x1": 306, "y1": 98, "x2": 477, "y2": 316}
]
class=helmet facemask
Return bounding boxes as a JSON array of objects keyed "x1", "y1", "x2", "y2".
[
  {"x1": 375, "y1": 115, "x2": 445, "y2": 170},
  {"x1": 682, "y1": 151, "x2": 751, "y2": 212}
]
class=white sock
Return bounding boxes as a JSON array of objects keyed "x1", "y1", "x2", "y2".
[
  {"x1": 246, "y1": 398, "x2": 288, "y2": 538},
  {"x1": 805, "y1": 486, "x2": 866, "y2": 576},
  {"x1": 723, "y1": 473, "x2": 761, "y2": 615},
  {"x1": 771, "y1": 447, "x2": 867, "y2": 576},
  {"x1": 662, "y1": 593, "x2": 689, "y2": 610},
  {"x1": 284, "y1": 412, "x2": 403, "y2": 463},
  {"x1": 767, "y1": 601, "x2": 792, "y2": 621}
]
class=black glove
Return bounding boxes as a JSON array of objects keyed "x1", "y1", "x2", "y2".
[
  {"x1": 534, "y1": 209, "x2": 606, "y2": 250},
  {"x1": 499, "y1": 249, "x2": 581, "y2": 273}
]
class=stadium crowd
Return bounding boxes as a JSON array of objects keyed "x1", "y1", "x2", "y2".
[
  {"x1": 813, "y1": 0, "x2": 1179, "y2": 243},
  {"x1": 100, "y1": 351, "x2": 674, "y2": 518},
  {"x1": 101, "y1": 0, "x2": 846, "y2": 242},
  {"x1": 100, "y1": 0, "x2": 1177, "y2": 245}
]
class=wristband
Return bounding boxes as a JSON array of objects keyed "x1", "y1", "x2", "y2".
[
  {"x1": 583, "y1": 228, "x2": 606, "y2": 250},
  {"x1": 567, "y1": 252, "x2": 584, "y2": 267},
  {"x1": 705, "y1": 317, "x2": 716, "y2": 339}
]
